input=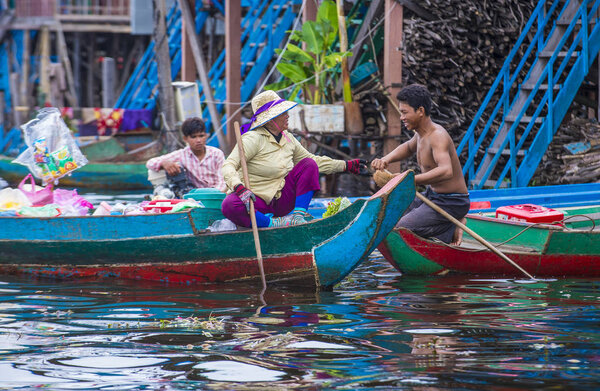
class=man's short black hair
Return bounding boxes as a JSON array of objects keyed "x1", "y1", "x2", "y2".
[
  {"x1": 181, "y1": 117, "x2": 206, "y2": 137},
  {"x1": 396, "y1": 84, "x2": 432, "y2": 116}
]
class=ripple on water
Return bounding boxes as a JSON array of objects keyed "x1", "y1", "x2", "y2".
[
  {"x1": 193, "y1": 361, "x2": 286, "y2": 382},
  {"x1": 0, "y1": 256, "x2": 599, "y2": 388}
]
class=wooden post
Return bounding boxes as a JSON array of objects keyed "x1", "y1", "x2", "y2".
[
  {"x1": 39, "y1": 25, "x2": 51, "y2": 106},
  {"x1": 178, "y1": 0, "x2": 227, "y2": 152},
  {"x1": 383, "y1": 0, "x2": 403, "y2": 173},
  {"x1": 86, "y1": 33, "x2": 95, "y2": 107},
  {"x1": 303, "y1": 0, "x2": 317, "y2": 102},
  {"x1": 20, "y1": 29, "x2": 29, "y2": 108},
  {"x1": 117, "y1": 36, "x2": 143, "y2": 96},
  {"x1": 303, "y1": 0, "x2": 317, "y2": 24},
  {"x1": 55, "y1": 23, "x2": 79, "y2": 108},
  {"x1": 181, "y1": 0, "x2": 196, "y2": 82},
  {"x1": 9, "y1": 73, "x2": 21, "y2": 127},
  {"x1": 102, "y1": 57, "x2": 116, "y2": 107},
  {"x1": 73, "y1": 32, "x2": 81, "y2": 106},
  {"x1": 226, "y1": 0, "x2": 241, "y2": 152},
  {"x1": 153, "y1": 0, "x2": 177, "y2": 150},
  {"x1": 348, "y1": 0, "x2": 383, "y2": 71},
  {"x1": 336, "y1": 0, "x2": 351, "y2": 103}
]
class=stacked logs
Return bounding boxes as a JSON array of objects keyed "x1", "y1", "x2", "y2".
[
  {"x1": 534, "y1": 118, "x2": 600, "y2": 185},
  {"x1": 401, "y1": 0, "x2": 536, "y2": 137}
]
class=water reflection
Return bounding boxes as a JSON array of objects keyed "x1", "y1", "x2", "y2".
[{"x1": 1, "y1": 253, "x2": 600, "y2": 388}]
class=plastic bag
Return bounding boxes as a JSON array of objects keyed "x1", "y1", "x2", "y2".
[
  {"x1": 171, "y1": 200, "x2": 203, "y2": 213},
  {"x1": 207, "y1": 218, "x2": 237, "y2": 232},
  {"x1": 18, "y1": 174, "x2": 54, "y2": 206},
  {"x1": 13, "y1": 107, "x2": 88, "y2": 184},
  {"x1": 0, "y1": 188, "x2": 31, "y2": 210},
  {"x1": 18, "y1": 204, "x2": 61, "y2": 218},
  {"x1": 53, "y1": 188, "x2": 94, "y2": 216}
]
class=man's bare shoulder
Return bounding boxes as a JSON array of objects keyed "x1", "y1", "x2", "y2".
[{"x1": 429, "y1": 123, "x2": 454, "y2": 144}]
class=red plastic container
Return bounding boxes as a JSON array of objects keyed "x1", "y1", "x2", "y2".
[
  {"x1": 142, "y1": 199, "x2": 188, "y2": 213},
  {"x1": 495, "y1": 204, "x2": 564, "y2": 225}
]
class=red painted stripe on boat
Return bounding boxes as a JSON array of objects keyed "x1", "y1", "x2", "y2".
[{"x1": 0, "y1": 254, "x2": 315, "y2": 284}]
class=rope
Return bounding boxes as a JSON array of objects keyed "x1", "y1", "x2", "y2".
[{"x1": 440, "y1": 213, "x2": 598, "y2": 253}]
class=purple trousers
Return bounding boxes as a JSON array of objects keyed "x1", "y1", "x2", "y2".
[{"x1": 222, "y1": 158, "x2": 320, "y2": 227}]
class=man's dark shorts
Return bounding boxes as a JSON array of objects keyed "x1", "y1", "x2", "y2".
[{"x1": 397, "y1": 187, "x2": 470, "y2": 243}]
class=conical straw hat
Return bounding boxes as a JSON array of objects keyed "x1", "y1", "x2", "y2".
[{"x1": 247, "y1": 90, "x2": 297, "y2": 131}]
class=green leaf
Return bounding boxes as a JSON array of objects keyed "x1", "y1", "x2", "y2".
[
  {"x1": 289, "y1": 85, "x2": 303, "y2": 102},
  {"x1": 280, "y1": 43, "x2": 314, "y2": 64},
  {"x1": 276, "y1": 63, "x2": 307, "y2": 83},
  {"x1": 317, "y1": 0, "x2": 338, "y2": 46},
  {"x1": 316, "y1": 20, "x2": 336, "y2": 48},
  {"x1": 317, "y1": 0, "x2": 338, "y2": 31},
  {"x1": 323, "y1": 53, "x2": 344, "y2": 67},
  {"x1": 289, "y1": 30, "x2": 303, "y2": 42},
  {"x1": 302, "y1": 21, "x2": 323, "y2": 54},
  {"x1": 264, "y1": 79, "x2": 293, "y2": 92}
]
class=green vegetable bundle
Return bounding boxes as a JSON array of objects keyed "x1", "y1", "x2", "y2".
[{"x1": 322, "y1": 197, "x2": 352, "y2": 218}]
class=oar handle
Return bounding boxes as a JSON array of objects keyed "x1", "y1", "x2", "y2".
[
  {"x1": 234, "y1": 122, "x2": 267, "y2": 290},
  {"x1": 414, "y1": 192, "x2": 536, "y2": 280}
]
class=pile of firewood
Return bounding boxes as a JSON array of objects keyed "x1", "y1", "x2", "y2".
[
  {"x1": 534, "y1": 118, "x2": 600, "y2": 185},
  {"x1": 401, "y1": 0, "x2": 536, "y2": 137}
]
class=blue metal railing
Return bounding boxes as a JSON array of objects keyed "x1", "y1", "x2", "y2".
[{"x1": 459, "y1": 0, "x2": 600, "y2": 189}]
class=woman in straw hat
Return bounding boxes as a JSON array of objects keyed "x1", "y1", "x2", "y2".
[{"x1": 221, "y1": 90, "x2": 366, "y2": 228}]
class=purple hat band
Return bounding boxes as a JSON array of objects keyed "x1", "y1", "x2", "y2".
[{"x1": 240, "y1": 99, "x2": 286, "y2": 135}]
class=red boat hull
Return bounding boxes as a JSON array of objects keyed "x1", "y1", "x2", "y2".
[{"x1": 398, "y1": 229, "x2": 600, "y2": 277}]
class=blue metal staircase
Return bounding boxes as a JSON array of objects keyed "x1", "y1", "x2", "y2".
[
  {"x1": 115, "y1": 0, "x2": 302, "y2": 149},
  {"x1": 0, "y1": 41, "x2": 11, "y2": 117},
  {"x1": 204, "y1": 0, "x2": 301, "y2": 146},
  {"x1": 114, "y1": 1, "x2": 209, "y2": 110},
  {"x1": 458, "y1": 0, "x2": 600, "y2": 189}
]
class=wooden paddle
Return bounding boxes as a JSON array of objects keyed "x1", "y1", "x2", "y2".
[
  {"x1": 376, "y1": 169, "x2": 536, "y2": 280},
  {"x1": 234, "y1": 121, "x2": 267, "y2": 290}
]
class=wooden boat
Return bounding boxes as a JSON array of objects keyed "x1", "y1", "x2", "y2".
[
  {"x1": 0, "y1": 155, "x2": 150, "y2": 190},
  {"x1": 0, "y1": 172, "x2": 415, "y2": 288},
  {"x1": 468, "y1": 182, "x2": 600, "y2": 212},
  {"x1": 0, "y1": 131, "x2": 160, "y2": 190},
  {"x1": 310, "y1": 182, "x2": 600, "y2": 218},
  {"x1": 379, "y1": 204, "x2": 600, "y2": 277}
]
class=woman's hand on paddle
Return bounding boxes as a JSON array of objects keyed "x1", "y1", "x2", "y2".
[
  {"x1": 235, "y1": 184, "x2": 256, "y2": 213},
  {"x1": 160, "y1": 160, "x2": 182, "y2": 176},
  {"x1": 345, "y1": 159, "x2": 368, "y2": 175},
  {"x1": 370, "y1": 158, "x2": 388, "y2": 171}
]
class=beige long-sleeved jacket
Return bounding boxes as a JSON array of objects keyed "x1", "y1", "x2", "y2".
[{"x1": 222, "y1": 127, "x2": 346, "y2": 203}]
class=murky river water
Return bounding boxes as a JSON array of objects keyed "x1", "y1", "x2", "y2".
[
  {"x1": 2, "y1": 253, "x2": 600, "y2": 389},
  {"x1": 2, "y1": 191, "x2": 600, "y2": 389}
]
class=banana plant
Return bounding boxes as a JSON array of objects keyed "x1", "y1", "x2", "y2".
[{"x1": 265, "y1": 0, "x2": 351, "y2": 104}]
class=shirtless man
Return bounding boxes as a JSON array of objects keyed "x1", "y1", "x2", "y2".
[{"x1": 371, "y1": 84, "x2": 470, "y2": 244}]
